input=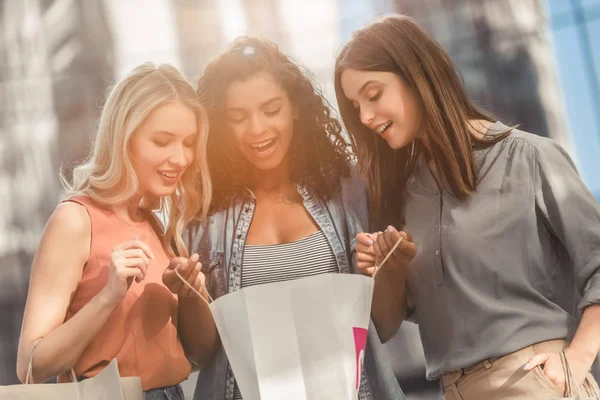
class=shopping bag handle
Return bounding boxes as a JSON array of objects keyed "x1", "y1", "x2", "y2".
[
  {"x1": 561, "y1": 349, "x2": 583, "y2": 398},
  {"x1": 372, "y1": 236, "x2": 404, "y2": 277},
  {"x1": 175, "y1": 270, "x2": 214, "y2": 304},
  {"x1": 559, "y1": 348, "x2": 600, "y2": 398},
  {"x1": 26, "y1": 338, "x2": 77, "y2": 384}
]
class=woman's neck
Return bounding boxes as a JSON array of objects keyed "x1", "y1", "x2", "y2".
[
  {"x1": 249, "y1": 157, "x2": 293, "y2": 194},
  {"x1": 112, "y1": 194, "x2": 145, "y2": 223}
]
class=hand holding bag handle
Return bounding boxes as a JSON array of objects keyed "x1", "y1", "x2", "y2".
[
  {"x1": 560, "y1": 349, "x2": 600, "y2": 399},
  {"x1": 372, "y1": 236, "x2": 404, "y2": 277}
]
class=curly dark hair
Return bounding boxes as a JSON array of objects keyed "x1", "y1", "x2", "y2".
[{"x1": 197, "y1": 36, "x2": 353, "y2": 213}]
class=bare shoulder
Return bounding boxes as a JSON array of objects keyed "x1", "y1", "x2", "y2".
[
  {"x1": 39, "y1": 201, "x2": 92, "y2": 265},
  {"x1": 47, "y1": 201, "x2": 91, "y2": 236}
]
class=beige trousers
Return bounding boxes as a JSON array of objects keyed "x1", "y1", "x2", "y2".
[{"x1": 441, "y1": 340, "x2": 600, "y2": 400}]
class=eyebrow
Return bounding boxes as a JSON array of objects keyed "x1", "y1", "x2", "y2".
[
  {"x1": 227, "y1": 97, "x2": 283, "y2": 112},
  {"x1": 358, "y1": 80, "x2": 379, "y2": 95},
  {"x1": 153, "y1": 130, "x2": 176, "y2": 136},
  {"x1": 153, "y1": 130, "x2": 196, "y2": 139}
]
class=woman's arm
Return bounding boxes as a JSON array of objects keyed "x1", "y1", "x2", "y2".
[
  {"x1": 364, "y1": 228, "x2": 417, "y2": 343},
  {"x1": 524, "y1": 137, "x2": 600, "y2": 391},
  {"x1": 17, "y1": 202, "x2": 150, "y2": 383}
]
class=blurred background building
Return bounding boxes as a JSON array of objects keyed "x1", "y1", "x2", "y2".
[{"x1": 1, "y1": 0, "x2": 599, "y2": 399}]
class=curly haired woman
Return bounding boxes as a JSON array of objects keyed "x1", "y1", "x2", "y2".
[{"x1": 184, "y1": 37, "x2": 405, "y2": 400}]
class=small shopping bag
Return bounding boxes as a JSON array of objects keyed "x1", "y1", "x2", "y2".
[{"x1": 0, "y1": 338, "x2": 143, "y2": 400}]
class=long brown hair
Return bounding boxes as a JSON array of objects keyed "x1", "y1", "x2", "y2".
[
  {"x1": 334, "y1": 15, "x2": 510, "y2": 229},
  {"x1": 197, "y1": 36, "x2": 352, "y2": 212}
]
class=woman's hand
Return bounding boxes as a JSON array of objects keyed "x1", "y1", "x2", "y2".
[
  {"x1": 163, "y1": 253, "x2": 208, "y2": 299},
  {"x1": 524, "y1": 347, "x2": 593, "y2": 395},
  {"x1": 355, "y1": 232, "x2": 380, "y2": 276},
  {"x1": 100, "y1": 236, "x2": 154, "y2": 306},
  {"x1": 373, "y1": 226, "x2": 417, "y2": 274}
]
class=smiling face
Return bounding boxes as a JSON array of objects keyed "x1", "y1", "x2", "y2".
[
  {"x1": 224, "y1": 72, "x2": 296, "y2": 172},
  {"x1": 340, "y1": 69, "x2": 423, "y2": 150},
  {"x1": 129, "y1": 100, "x2": 198, "y2": 197}
]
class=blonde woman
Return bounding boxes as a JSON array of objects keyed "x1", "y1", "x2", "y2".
[{"x1": 16, "y1": 63, "x2": 216, "y2": 400}]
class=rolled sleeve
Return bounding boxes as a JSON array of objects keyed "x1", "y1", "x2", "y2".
[
  {"x1": 581, "y1": 268, "x2": 600, "y2": 310},
  {"x1": 534, "y1": 137, "x2": 600, "y2": 311}
]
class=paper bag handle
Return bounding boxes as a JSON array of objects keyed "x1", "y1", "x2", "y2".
[
  {"x1": 26, "y1": 338, "x2": 78, "y2": 384},
  {"x1": 561, "y1": 349, "x2": 580, "y2": 398},
  {"x1": 372, "y1": 236, "x2": 404, "y2": 277},
  {"x1": 559, "y1": 349, "x2": 600, "y2": 398},
  {"x1": 175, "y1": 270, "x2": 214, "y2": 304}
]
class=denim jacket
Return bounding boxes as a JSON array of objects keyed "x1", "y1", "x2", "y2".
[{"x1": 186, "y1": 169, "x2": 405, "y2": 400}]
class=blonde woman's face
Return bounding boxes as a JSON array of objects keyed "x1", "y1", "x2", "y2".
[
  {"x1": 341, "y1": 69, "x2": 423, "y2": 150},
  {"x1": 129, "y1": 101, "x2": 198, "y2": 197}
]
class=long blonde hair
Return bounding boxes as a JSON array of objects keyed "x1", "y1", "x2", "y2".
[{"x1": 63, "y1": 62, "x2": 211, "y2": 257}]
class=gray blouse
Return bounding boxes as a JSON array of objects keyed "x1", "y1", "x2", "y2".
[{"x1": 404, "y1": 122, "x2": 600, "y2": 380}]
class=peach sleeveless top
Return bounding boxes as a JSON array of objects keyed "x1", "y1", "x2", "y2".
[{"x1": 62, "y1": 196, "x2": 191, "y2": 390}]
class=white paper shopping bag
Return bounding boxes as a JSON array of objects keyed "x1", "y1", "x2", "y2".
[
  {"x1": 209, "y1": 273, "x2": 374, "y2": 400},
  {"x1": 0, "y1": 358, "x2": 143, "y2": 400}
]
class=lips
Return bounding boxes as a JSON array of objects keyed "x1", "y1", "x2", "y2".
[
  {"x1": 248, "y1": 138, "x2": 277, "y2": 153},
  {"x1": 374, "y1": 121, "x2": 392, "y2": 135},
  {"x1": 158, "y1": 171, "x2": 178, "y2": 178},
  {"x1": 157, "y1": 170, "x2": 181, "y2": 185}
]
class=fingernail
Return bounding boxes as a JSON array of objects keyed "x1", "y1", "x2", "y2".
[
  {"x1": 367, "y1": 239, "x2": 374, "y2": 246},
  {"x1": 386, "y1": 225, "x2": 394, "y2": 232},
  {"x1": 524, "y1": 363, "x2": 531, "y2": 370},
  {"x1": 195, "y1": 263, "x2": 201, "y2": 271}
]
